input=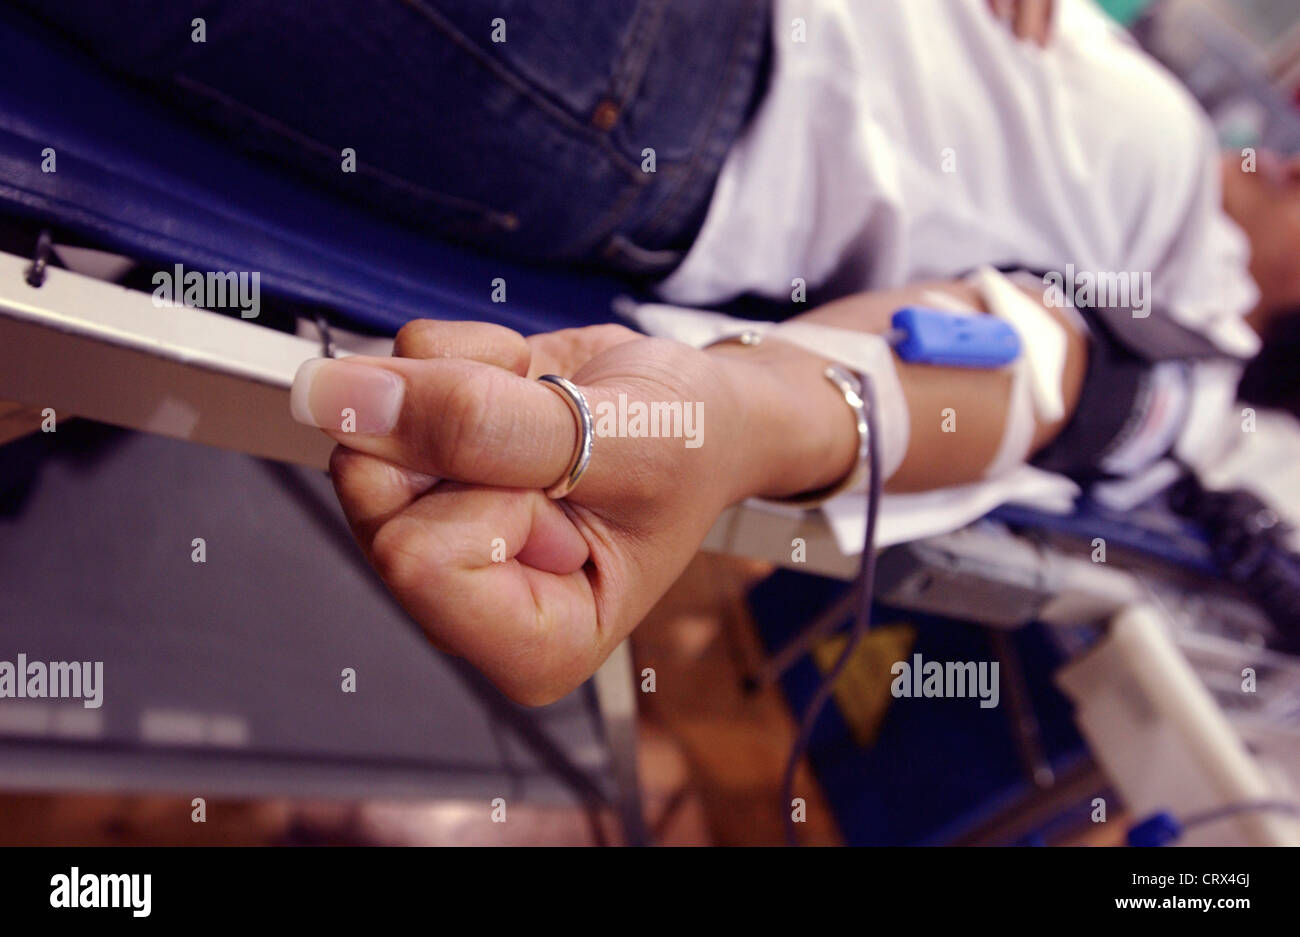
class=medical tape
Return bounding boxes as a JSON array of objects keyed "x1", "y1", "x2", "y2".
[
  {"x1": 983, "y1": 360, "x2": 1037, "y2": 478},
  {"x1": 766, "y1": 321, "x2": 910, "y2": 483},
  {"x1": 967, "y1": 266, "x2": 1068, "y2": 477},
  {"x1": 968, "y1": 265, "x2": 1066, "y2": 422},
  {"x1": 614, "y1": 300, "x2": 911, "y2": 483}
]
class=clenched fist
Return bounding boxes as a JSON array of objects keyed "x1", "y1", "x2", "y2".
[{"x1": 290, "y1": 321, "x2": 784, "y2": 704}]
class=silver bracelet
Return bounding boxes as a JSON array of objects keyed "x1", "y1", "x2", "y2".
[{"x1": 704, "y1": 332, "x2": 871, "y2": 509}]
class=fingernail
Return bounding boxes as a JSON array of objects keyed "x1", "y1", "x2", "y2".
[{"x1": 290, "y1": 359, "x2": 404, "y2": 434}]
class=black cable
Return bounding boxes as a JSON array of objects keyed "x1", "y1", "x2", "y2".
[
  {"x1": 1168, "y1": 470, "x2": 1300, "y2": 652},
  {"x1": 781, "y1": 375, "x2": 882, "y2": 846}
]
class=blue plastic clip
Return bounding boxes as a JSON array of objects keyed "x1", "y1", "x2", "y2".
[{"x1": 888, "y1": 306, "x2": 1021, "y2": 369}]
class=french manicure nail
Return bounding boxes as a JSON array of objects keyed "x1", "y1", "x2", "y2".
[{"x1": 290, "y1": 359, "x2": 404, "y2": 434}]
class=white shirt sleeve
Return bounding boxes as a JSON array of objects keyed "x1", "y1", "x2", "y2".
[{"x1": 1148, "y1": 124, "x2": 1262, "y2": 360}]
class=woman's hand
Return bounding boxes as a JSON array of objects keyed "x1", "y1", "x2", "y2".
[
  {"x1": 987, "y1": 0, "x2": 1054, "y2": 46},
  {"x1": 290, "y1": 321, "x2": 774, "y2": 704}
]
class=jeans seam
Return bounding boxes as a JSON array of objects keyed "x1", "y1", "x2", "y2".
[
  {"x1": 171, "y1": 73, "x2": 518, "y2": 229},
  {"x1": 608, "y1": 0, "x2": 667, "y2": 111},
  {"x1": 399, "y1": 0, "x2": 644, "y2": 180},
  {"x1": 578, "y1": 173, "x2": 658, "y2": 259},
  {"x1": 634, "y1": 0, "x2": 767, "y2": 247}
]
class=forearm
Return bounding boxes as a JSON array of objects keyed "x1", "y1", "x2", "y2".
[{"x1": 707, "y1": 279, "x2": 1088, "y2": 502}]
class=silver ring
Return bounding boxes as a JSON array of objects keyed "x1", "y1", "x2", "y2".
[{"x1": 537, "y1": 374, "x2": 593, "y2": 499}]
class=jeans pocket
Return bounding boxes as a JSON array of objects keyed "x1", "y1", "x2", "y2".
[
  {"x1": 600, "y1": 233, "x2": 684, "y2": 278},
  {"x1": 170, "y1": 73, "x2": 518, "y2": 240},
  {"x1": 415, "y1": 0, "x2": 659, "y2": 130}
]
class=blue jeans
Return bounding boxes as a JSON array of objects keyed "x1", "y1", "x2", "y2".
[{"x1": 18, "y1": 0, "x2": 771, "y2": 277}]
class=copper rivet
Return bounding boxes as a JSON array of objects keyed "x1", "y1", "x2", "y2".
[{"x1": 592, "y1": 99, "x2": 620, "y2": 130}]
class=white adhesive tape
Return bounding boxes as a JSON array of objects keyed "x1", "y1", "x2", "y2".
[
  {"x1": 769, "y1": 321, "x2": 910, "y2": 483},
  {"x1": 617, "y1": 300, "x2": 911, "y2": 483},
  {"x1": 968, "y1": 266, "x2": 1067, "y2": 424},
  {"x1": 983, "y1": 359, "x2": 1037, "y2": 479}
]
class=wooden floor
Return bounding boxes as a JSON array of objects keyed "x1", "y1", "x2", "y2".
[{"x1": 0, "y1": 554, "x2": 843, "y2": 847}]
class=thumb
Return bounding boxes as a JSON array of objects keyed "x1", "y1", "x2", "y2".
[{"x1": 291, "y1": 355, "x2": 585, "y2": 491}]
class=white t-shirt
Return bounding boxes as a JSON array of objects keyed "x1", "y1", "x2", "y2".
[
  {"x1": 636, "y1": 0, "x2": 1265, "y2": 551},
  {"x1": 658, "y1": 0, "x2": 1260, "y2": 359}
]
